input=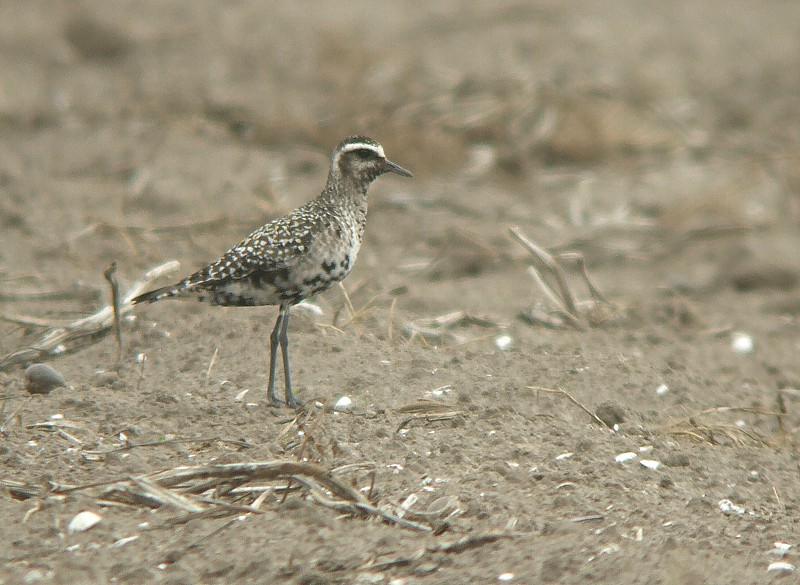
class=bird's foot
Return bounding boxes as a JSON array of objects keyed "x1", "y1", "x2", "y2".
[
  {"x1": 285, "y1": 395, "x2": 303, "y2": 409},
  {"x1": 266, "y1": 391, "x2": 302, "y2": 409}
]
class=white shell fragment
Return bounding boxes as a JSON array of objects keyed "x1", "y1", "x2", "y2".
[
  {"x1": 599, "y1": 543, "x2": 621, "y2": 555},
  {"x1": 114, "y1": 535, "x2": 140, "y2": 547},
  {"x1": 767, "y1": 561, "x2": 795, "y2": 573},
  {"x1": 498, "y1": 573, "x2": 515, "y2": 582},
  {"x1": 731, "y1": 331, "x2": 754, "y2": 354},
  {"x1": 555, "y1": 452, "x2": 573, "y2": 461},
  {"x1": 615, "y1": 452, "x2": 637, "y2": 463},
  {"x1": 769, "y1": 542, "x2": 792, "y2": 556},
  {"x1": 334, "y1": 396, "x2": 353, "y2": 411},
  {"x1": 639, "y1": 459, "x2": 661, "y2": 471},
  {"x1": 495, "y1": 335, "x2": 512, "y2": 350},
  {"x1": 430, "y1": 385, "x2": 452, "y2": 398},
  {"x1": 397, "y1": 494, "x2": 418, "y2": 518},
  {"x1": 68, "y1": 510, "x2": 102, "y2": 532},
  {"x1": 655, "y1": 384, "x2": 669, "y2": 396},
  {"x1": 294, "y1": 302, "x2": 324, "y2": 316},
  {"x1": 717, "y1": 499, "x2": 746, "y2": 515}
]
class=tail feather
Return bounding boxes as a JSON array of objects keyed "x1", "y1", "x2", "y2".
[{"x1": 131, "y1": 284, "x2": 183, "y2": 304}]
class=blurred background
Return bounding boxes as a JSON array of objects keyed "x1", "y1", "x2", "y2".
[{"x1": 1, "y1": 1, "x2": 799, "y2": 295}]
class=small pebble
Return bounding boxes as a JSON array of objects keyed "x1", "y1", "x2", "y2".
[
  {"x1": 92, "y1": 370, "x2": 118, "y2": 387},
  {"x1": 498, "y1": 573, "x2": 515, "y2": 582},
  {"x1": 655, "y1": 383, "x2": 669, "y2": 396},
  {"x1": 24, "y1": 364, "x2": 67, "y2": 395},
  {"x1": 595, "y1": 402, "x2": 625, "y2": 428}
]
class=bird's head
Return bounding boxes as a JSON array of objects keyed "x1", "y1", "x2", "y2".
[{"x1": 330, "y1": 136, "x2": 413, "y2": 187}]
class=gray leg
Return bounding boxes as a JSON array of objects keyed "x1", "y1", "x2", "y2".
[
  {"x1": 267, "y1": 309, "x2": 284, "y2": 407},
  {"x1": 278, "y1": 305, "x2": 301, "y2": 408}
]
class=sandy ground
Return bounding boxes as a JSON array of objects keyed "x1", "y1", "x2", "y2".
[{"x1": 2, "y1": 1, "x2": 800, "y2": 583}]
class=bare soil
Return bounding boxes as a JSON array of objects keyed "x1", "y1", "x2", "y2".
[{"x1": 2, "y1": 2, "x2": 800, "y2": 584}]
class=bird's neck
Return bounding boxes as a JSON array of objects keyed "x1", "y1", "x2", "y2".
[{"x1": 323, "y1": 172, "x2": 371, "y2": 210}]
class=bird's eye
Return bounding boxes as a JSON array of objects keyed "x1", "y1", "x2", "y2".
[{"x1": 355, "y1": 149, "x2": 376, "y2": 160}]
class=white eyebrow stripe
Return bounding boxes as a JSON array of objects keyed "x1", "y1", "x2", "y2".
[{"x1": 338, "y1": 142, "x2": 385, "y2": 158}]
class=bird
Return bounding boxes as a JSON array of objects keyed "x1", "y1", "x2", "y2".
[{"x1": 132, "y1": 136, "x2": 412, "y2": 408}]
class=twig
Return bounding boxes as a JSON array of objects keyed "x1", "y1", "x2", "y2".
[
  {"x1": 148, "y1": 461, "x2": 367, "y2": 504},
  {"x1": 128, "y1": 476, "x2": 206, "y2": 513},
  {"x1": 402, "y1": 322, "x2": 466, "y2": 344},
  {"x1": 0, "y1": 314, "x2": 72, "y2": 328},
  {"x1": 510, "y1": 226, "x2": 620, "y2": 330},
  {"x1": 205, "y1": 347, "x2": 219, "y2": 387},
  {"x1": 689, "y1": 406, "x2": 784, "y2": 417},
  {"x1": 338, "y1": 292, "x2": 381, "y2": 330},
  {"x1": 510, "y1": 226, "x2": 579, "y2": 316},
  {"x1": 0, "y1": 261, "x2": 180, "y2": 371},
  {"x1": 338, "y1": 282, "x2": 357, "y2": 321},
  {"x1": 2, "y1": 456, "x2": 453, "y2": 535},
  {"x1": 431, "y1": 532, "x2": 513, "y2": 554},
  {"x1": 772, "y1": 485, "x2": 784, "y2": 510},
  {"x1": 84, "y1": 436, "x2": 253, "y2": 456},
  {"x1": 372, "y1": 532, "x2": 515, "y2": 570},
  {"x1": 664, "y1": 424, "x2": 769, "y2": 446},
  {"x1": 135, "y1": 353, "x2": 147, "y2": 392},
  {"x1": 396, "y1": 412, "x2": 460, "y2": 433},
  {"x1": 527, "y1": 386, "x2": 609, "y2": 428},
  {"x1": 0, "y1": 397, "x2": 31, "y2": 435},
  {"x1": 525, "y1": 267, "x2": 583, "y2": 329},
  {"x1": 388, "y1": 297, "x2": 397, "y2": 341},
  {"x1": 570, "y1": 253, "x2": 608, "y2": 303},
  {"x1": 0, "y1": 287, "x2": 100, "y2": 303},
  {"x1": 394, "y1": 401, "x2": 461, "y2": 432},
  {"x1": 401, "y1": 311, "x2": 499, "y2": 344},
  {"x1": 103, "y1": 261, "x2": 122, "y2": 370},
  {"x1": 293, "y1": 476, "x2": 432, "y2": 532},
  {"x1": 165, "y1": 516, "x2": 247, "y2": 562},
  {"x1": 571, "y1": 514, "x2": 605, "y2": 523},
  {"x1": 658, "y1": 404, "x2": 782, "y2": 446},
  {"x1": 777, "y1": 389, "x2": 787, "y2": 442}
]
